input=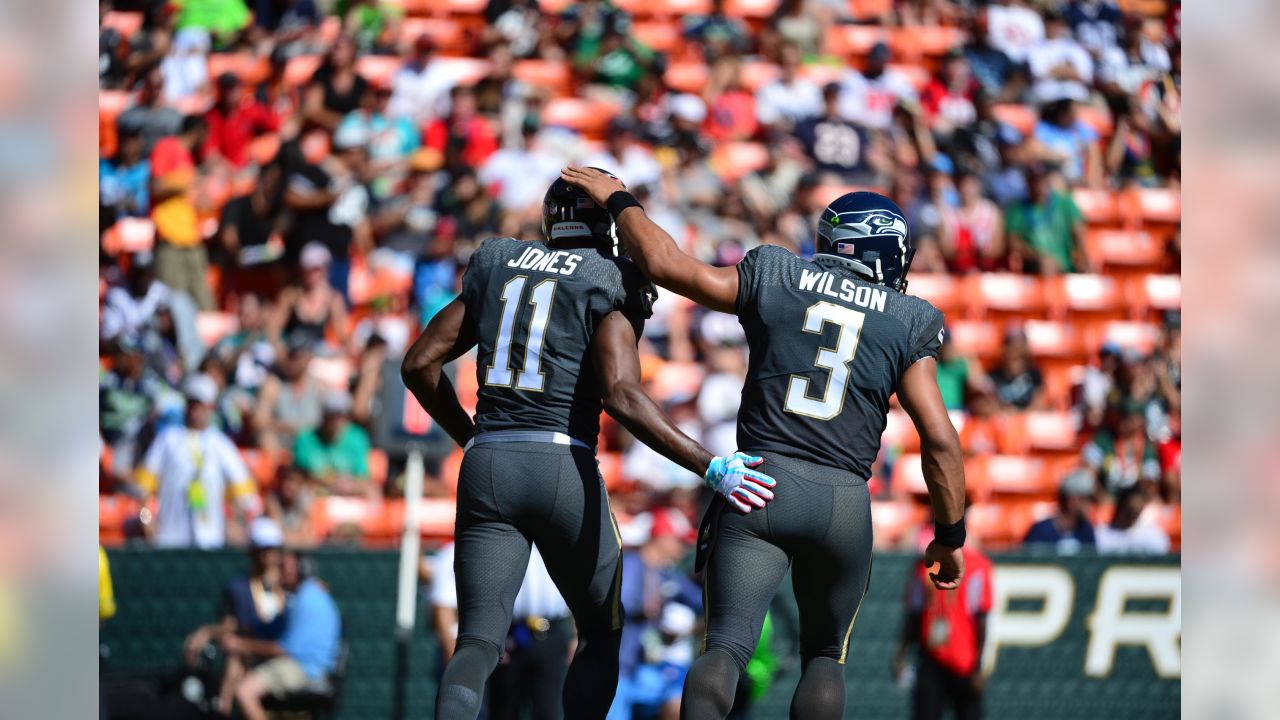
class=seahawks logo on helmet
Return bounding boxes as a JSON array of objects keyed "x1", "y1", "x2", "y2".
[{"x1": 815, "y1": 192, "x2": 915, "y2": 292}]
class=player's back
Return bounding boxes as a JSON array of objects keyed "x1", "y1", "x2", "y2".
[
  {"x1": 734, "y1": 245, "x2": 945, "y2": 477},
  {"x1": 461, "y1": 236, "x2": 652, "y2": 444}
]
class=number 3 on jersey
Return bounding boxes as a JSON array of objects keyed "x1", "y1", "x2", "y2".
[
  {"x1": 485, "y1": 276, "x2": 557, "y2": 391},
  {"x1": 784, "y1": 302, "x2": 866, "y2": 420}
]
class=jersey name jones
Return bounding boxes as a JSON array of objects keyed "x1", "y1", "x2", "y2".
[
  {"x1": 506, "y1": 246, "x2": 582, "y2": 276},
  {"x1": 797, "y1": 269, "x2": 887, "y2": 312}
]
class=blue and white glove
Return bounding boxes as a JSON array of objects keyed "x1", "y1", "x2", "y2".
[{"x1": 705, "y1": 452, "x2": 777, "y2": 513}]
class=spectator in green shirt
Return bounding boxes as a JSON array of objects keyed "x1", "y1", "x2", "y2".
[
  {"x1": 174, "y1": 0, "x2": 252, "y2": 40},
  {"x1": 1005, "y1": 166, "x2": 1091, "y2": 275},
  {"x1": 293, "y1": 392, "x2": 374, "y2": 497},
  {"x1": 934, "y1": 334, "x2": 989, "y2": 411}
]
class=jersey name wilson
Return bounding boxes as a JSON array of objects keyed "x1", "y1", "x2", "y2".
[
  {"x1": 505, "y1": 246, "x2": 583, "y2": 276},
  {"x1": 796, "y1": 269, "x2": 888, "y2": 312}
]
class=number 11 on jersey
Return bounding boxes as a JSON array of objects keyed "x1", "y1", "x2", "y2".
[
  {"x1": 784, "y1": 301, "x2": 866, "y2": 420},
  {"x1": 486, "y1": 276, "x2": 557, "y2": 391}
]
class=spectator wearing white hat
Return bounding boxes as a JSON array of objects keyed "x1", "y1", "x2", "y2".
[
  {"x1": 133, "y1": 373, "x2": 262, "y2": 548},
  {"x1": 267, "y1": 241, "x2": 350, "y2": 357},
  {"x1": 292, "y1": 391, "x2": 375, "y2": 498}
]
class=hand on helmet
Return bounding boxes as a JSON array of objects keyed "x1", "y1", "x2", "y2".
[{"x1": 705, "y1": 452, "x2": 777, "y2": 513}]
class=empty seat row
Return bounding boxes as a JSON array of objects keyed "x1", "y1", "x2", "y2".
[{"x1": 909, "y1": 272, "x2": 1181, "y2": 321}]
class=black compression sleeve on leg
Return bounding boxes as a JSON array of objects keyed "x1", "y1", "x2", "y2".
[
  {"x1": 789, "y1": 657, "x2": 847, "y2": 720},
  {"x1": 562, "y1": 626, "x2": 622, "y2": 720},
  {"x1": 436, "y1": 640, "x2": 501, "y2": 720},
  {"x1": 681, "y1": 649, "x2": 741, "y2": 720}
]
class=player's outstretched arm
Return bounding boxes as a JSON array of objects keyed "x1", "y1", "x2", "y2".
[
  {"x1": 591, "y1": 311, "x2": 775, "y2": 513},
  {"x1": 401, "y1": 298, "x2": 478, "y2": 447},
  {"x1": 899, "y1": 357, "x2": 967, "y2": 590},
  {"x1": 560, "y1": 166, "x2": 740, "y2": 314}
]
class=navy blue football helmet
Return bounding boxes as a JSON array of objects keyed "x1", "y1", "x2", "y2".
[
  {"x1": 542, "y1": 167, "x2": 622, "y2": 252},
  {"x1": 814, "y1": 191, "x2": 915, "y2": 292}
]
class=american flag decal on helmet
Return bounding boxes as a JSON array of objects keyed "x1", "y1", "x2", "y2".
[{"x1": 836, "y1": 242, "x2": 857, "y2": 253}]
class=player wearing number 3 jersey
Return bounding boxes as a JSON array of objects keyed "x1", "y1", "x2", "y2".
[
  {"x1": 401, "y1": 171, "x2": 776, "y2": 720},
  {"x1": 559, "y1": 167, "x2": 969, "y2": 720}
]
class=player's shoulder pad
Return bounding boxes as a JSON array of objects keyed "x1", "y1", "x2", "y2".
[
  {"x1": 469, "y1": 236, "x2": 520, "y2": 269},
  {"x1": 898, "y1": 293, "x2": 946, "y2": 357},
  {"x1": 739, "y1": 243, "x2": 797, "y2": 283}
]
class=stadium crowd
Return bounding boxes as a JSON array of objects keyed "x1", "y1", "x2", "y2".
[{"x1": 98, "y1": 0, "x2": 1181, "y2": 562}]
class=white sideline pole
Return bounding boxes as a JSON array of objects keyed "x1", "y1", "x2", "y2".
[{"x1": 396, "y1": 447, "x2": 425, "y2": 636}]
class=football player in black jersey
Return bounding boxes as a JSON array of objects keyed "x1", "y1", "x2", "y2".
[
  {"x1": 401, "y1": 172, "x2": 777, "y2": 720},
  {"x1": 560, "y1": 166, "x2": 967, "y2": 720}
]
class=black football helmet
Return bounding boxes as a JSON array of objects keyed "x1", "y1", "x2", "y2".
[
  {"x1": 814, "y1": 191, "x2": 915, "y2": 292},
  {"x1": 542, "y1": 167, "x2": 622, "y2": 252}
]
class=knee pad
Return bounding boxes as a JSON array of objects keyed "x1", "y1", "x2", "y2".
[{"x1": 701, "y1": 638, "x2": 753, "y2": 672}]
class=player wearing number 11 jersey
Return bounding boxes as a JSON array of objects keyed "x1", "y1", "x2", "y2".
[
  {"x1": 401, "y1": 172, "x2": 776, "y2": 720},
  {"x1": 559, "y1": 167, "x2": 969, "y2": 720}
]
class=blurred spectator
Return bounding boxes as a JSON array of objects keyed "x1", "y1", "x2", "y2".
[
  {"x1": 204, "y1": 73, "x2": 281, "y2": 169},
  {"x1": 934, "y1": 337, "x2": 987, "y2": 412},
  {"x1": 100, "y1": 128, "x2": 151, "y2": 221},
  {"x1": 386, "y1": 35, "x2": 453, "y2": 125},
  {"x1": 118, "y1": 68, "x2": 183, "y2": 153},
  {"x1": 940, "y1": 171, "x2": 1005, "y2": 273},
  {"x1": 183, "y1": 518, "x2": 287, "y2": 714},
  {"x1": 281, "y1": 131, "x2": 368, "y2": 292},
  {"x1": 1063, "y1": 0, "x2": 1122, "y2": 55},
  {"x1": 579, "y1": 15, "x2": 656, "y2": 95},
  {"x1": 895, "y1": 542, "x2": 993, "y2": 720},
  {"x1": 100, "y1": 336, "x2": 170, "y2": 484},
  {"x1": 613, "y1": 511, "x2": 702, "y2": 720},
  {"x1": 959, "y1": 390, "x2": 1016, "y2": 457},
  {"x1": 176, "y1": 0, "x2": 252, "y2": 38},
  {"x1": 293, "y1": 392, "x2": 374, "y2": 497},
  {"x1": 100, "y1": 251, "x2": 169, "y2": 342},
  {"x1": 985, "y1": 0, "x2": 1045, "y2": 63},
  {"x1": 1004, "y1": 165, "x2": 1089, "y2": 275},
  {"x1": 227, "y1": 551, "x2": 343, "y2": 720},
  {"x1": 212, "y1": 293, "x2": 278, "y2": 395},
  {"x1": 150, "y1": 115, "x2": 215, "y2": 309},
  {"x1": 252, "y1": 0, "x2": 320, "y2": 38},
  {"x1": 1083, "y1": 399, "x2": 1161, "y2": 493},
  {"x1": 1023, "y1": 468, "x2": 1098, "y2": 553},
  {"x1": 795, "y1": 83, "x2": 882, "y2": 185},
  {"x1": 1105, "y1": 96, "x2": 1159, "y2": 187},
  {"x1": 683, "y1": 0, "x2": 750, "y2": 62},
  {"x1": 159, "y1": 28, "x2": 211, "y2": 105},
  {"x1": 1027, "y1": 10, "x2": 1094, "y2": 105},
  {"x1": 304, "y1": 37, "x2": 370, "y2": 131},
  {"x1": 265, "y1": 465, "x2": 318, "y2": 546},
  {"x1": 424, "y1": 85, "x2": 499, "y2": 170},
  {"x1": 987, "y1": 328, "x2": 1044, "y2": 410},
  {"x1": 838, "y1": 42, "x2": 920, "y2": 131},
  {"x1": 582, "y1": 116, "x2": 662, "y2": 191},
  {"x1": 922, "y1": 52, "x2": 979, "y2": 138},
  {"x1": 1077, "y1": 341, "x2": 1122, "y2": 429},
  {"x1": 611, "y1": 603, "x2": 698, "y2": 720},
  {"x1": 268, "y1": 243, "x2": 350, "y2": 353},
  {"x1": 963, "y1": 13, "x2": 1019, "y2": 100},
  {"x1": 479, "y1": 118, "x2": 564, "y2": 212},
  {"x1": 339, "y1": 85, "x2": 421, "y2": 179},
  {"x1": 1031, "y1": 98, "x2": 1102, "y2": 187},
  {"x1": 133, "y1": 373, "x2": 262, "y2": 548},
  {"x1": 703, "y1": 60, "x2": 759, "y2": 143},
  {"x1": 755, "y1": 44, "x2": 822, "y2": 134},
  {"x1": 1095, "y1": 485, "x2": 1170, "y2": 554},
  {"x1": 218, "y1": 165, "x2": 289, "y2": 296},
  {"x1": 253, "y1": 340, "x2": 323, "y2": 453},
  {"x1": 763, "y1": 0, "x2": 821, "y2": 58}
]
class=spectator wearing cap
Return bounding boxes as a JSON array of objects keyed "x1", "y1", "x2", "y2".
[
  {"x1": 423, "y1": 85, "x2": 499, "y2": 171},
  {"x1": 755, "y1": 43, "x2": 822, "y2": 134},
  {"x1": 987, "y1": 328, "x2": 1045, "y2": 410},
  {"x1": 229, "y1": 551, "x2": 343, "y2": 720},
  {"x1": 582, "y1": 116, "x2": 663, "y2": 192},
  {"x1": 613, "y1": 510, "x2": 702, "y2": 719},
  {"x1": 266, "y1": 465, "x2": 319, "y2": 546},
  {"x1": 184, "y1": 517, "x2": 288, "y2": 713},
  {"x1": 837, "y1": 41, "x2": 920, "y2": 131},
  {"x1": 292, "y1": 391, "x2": 374, "y2": 497},
  {"x1": 268, "y1": 242, "x2": 350, "y2": 354},
  {"x1": 133, "y1": 374, "x2": 262, "y2": 548},
  {"x1": 204, "y1": 72, "x2": 281, "y2": 169},
  {"x1": 150, "y1": 114, "x2": 215, "y2": 310},
  {"x1": 795, "y1": 82, "x2": 884, "y2": 185},
  {"x1": 254, "y1": 336, "x2": 324, "y2": 453},
  {"x1": 99, "y1": 127, "x2": 151, "y2": 223},
  {"x1": 1004, "y1": 165, "x2": 1090, "y2": 275},
  {"x1": 1023, "y1": 469, "x2": 1098, "y2": 553}
]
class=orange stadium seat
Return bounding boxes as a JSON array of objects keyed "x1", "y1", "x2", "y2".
[
  {"x1": 208, "y1": 53, "x2": 271, "y2": 86},
  {"x1": 634, "y1": 21, "x2": 684, "y2": 54},
  {"x1": 1072, "y1": 188, "x2": 1119, "y2": 225},
  {"x1": 991, "y1": 104, "x2": 1036, "y2": 136},
  {"x1": 889, "y1": 63, "x2": 931, "y2": 93},
  {"x1": 1040, "y1": 364, "x2": 1081, "y2": 410},
  {"x1": 369, "y1": 448, "x2": 389, "y2": 489},
  {"x1": 615, "y1": 0, "x2": 712, "y2": 16},
  {"x1": 1085, "y1": 228, "x2": 1166, "y2": 270},
  {"x1": 725, "y1": 0, "x2": 780, "y2": 18},
  {"x1": 1022, "y1": 411, "x2": 1080, "y2": 453},
  {"x1": 848, "y1": 0, "x2": 894, "y2": 21},
  {"x1": 543, "y1": 97, "x2": 620, "y2": 137},
  {"x1": 1077, "y1": 104, "x2": 1114, "y2": 136},
  {"x1": 946, "y1": 320, "x2": 1002, "y2": 362},
  {"x1": 870, "y1": 500, "x2": 925, "y2": 547},
  {"x1": 907, "y1": 273, "x2": 965, "y2": 317},
  {"x1": 967, "y1": 273, "x2": 1047, "y2": 317},
  {"x1": 423, "y1": 0, "x2": 488, "y2": 16},
  {"x1": 400, "y1": 18, "x2": 468, "y2": 54},
  {"x1": 195, "y1": 311, "x2": 238, "y2": 347},
  {"x1": 356, "y1": 55, "x2": 403, "y2": 89},
  {"x1": 318, "y1": 16, "x2": 341, "y2": 44},
  {"x1": 824, "y1": 25, "x2": 890, "y2": 58},
  {"x1": 284, "y1": 55, "x2": 323, "y2": 87},
  {"x1": 739, "y1": 61, "x2": 782, "y2": 91},
  {"x1": 966, "y1": 501, "x2": 1036, "y2": 547},
  {"x1": 971, "y1": 455, "x2": 1054, "y2": 497},
  {"x1": 1023, "y1": 319, "x2": 1086, "y2": 361},
  {"x1": 1129, "y1": 274, "x2": 1181, "y2": 316},
  {"x1": 441, "y1": 447, "x2": 465, "y2": 495},
  {"x1": 99, "y1": 495, "x2": 140, "y2": 545},
  {"x1": 416, "y1": 498, "x2": 458, "y2": 540},
  {"x1": 1049, "y1": 273, "x2": 1126, "y2": 319},
  {"x1": 1089, "y1": 320, "x2": 1160, "y2": 355},
  {"x1": 101, "y1": 218, "x2": 156, "y2": 256},
  {"x1": 240, "y1": 448, "x2": 282, "y2": 489},
  {"x1": 891, "y1": 453, "x2": 928, "y2": 496},
  {"x1": 598, "y1": 451, "x2": 624, "y2": 490},
  {"x1": 709, "y1": 141, "x2": 769, "y2": 181},
  {"x1": 664, "y1": 61, "x2": 710, "y2": 93},
  {"x1": 537, "y1": 0, "x2": 573, "y2": 12},
  {"x1": 513, "y1": 59, "x2": 572, "y2": 95},
  {"x1": 1132, "y1": 187, "x2": 1181, "y2": 225},
  {"x1": 103, "y1": 11, "x2": 145, "y2": 38},
  {"x1": 890, "y1": 26, "x2": 967, "y2": 64},
  {"x1": 881, "y1": 409, "x2": 921, "y2": 452}
]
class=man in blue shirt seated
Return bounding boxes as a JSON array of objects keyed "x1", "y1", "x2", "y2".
[
  {"x1": 1023, "y1": 468, "x2": 1098, "y2": 553},
  {"x1": 224, "y1": 551, "x2": 342, "y2": 720}
]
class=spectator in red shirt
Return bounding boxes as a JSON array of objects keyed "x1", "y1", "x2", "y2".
[
  {"x1": 922, "y1": 51, "x2": 979, "y2": 138},
  {"x1": 205, "y1": 73, "x2": 281, "y2": 169},
  {"x1": 423, "y1": 85, "x2": 498, "y2": 171},
  {"x1": 895, "y1": 542, "x2": 993, "y2": 720}
]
